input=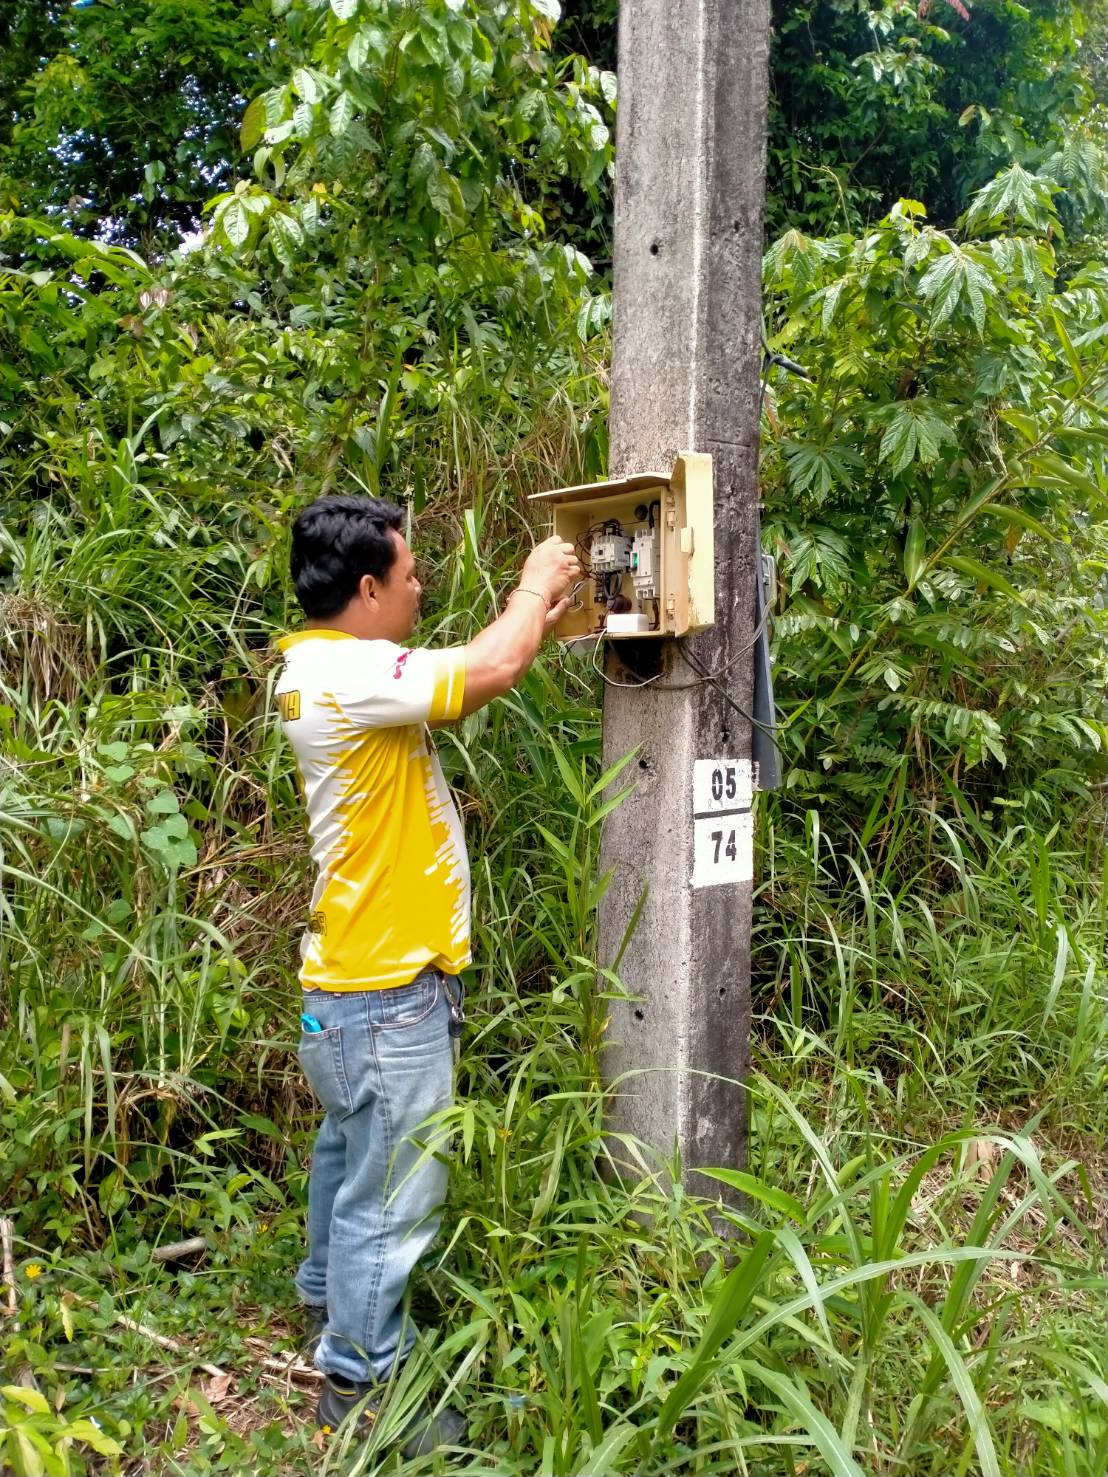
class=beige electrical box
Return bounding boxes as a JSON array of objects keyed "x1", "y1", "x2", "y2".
[{"x1": 529, "y1": 452, "x2": 715, "y2": 641}]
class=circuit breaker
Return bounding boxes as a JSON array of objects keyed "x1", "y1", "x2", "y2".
[
  {"x1": 529, "y1": 452, "x2": 714, "y2": 641},
  {"x1": 631, "y1": 526, "x2": 660, "y2": 599}
]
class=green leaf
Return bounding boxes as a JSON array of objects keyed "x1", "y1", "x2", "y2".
[
  {"x1": 743, "y1": 1361, "x2": 867, "y2": 1477},
  {"x1": 269, "y1": 212, "x2": 304, "y2": 267},
  {"x1": 549, "y1": 742, "x2": 585, "y2": 805},
  {"x1": 1050, "y1": 306, "x2": 1084, "y2": 385},
  {"x1": 347, "y1": 30, "x2": 368, "y2": 69},
  {"x1": 987, "y1": 504, "x2": 1056, "y2": 543},
  {"x1": 262, "y1": 86, "x2": 287, "y2": 128},
  {"x1": 878, "y1": 404, "x2": 957, "y2": 476},
  {"x1": 942, "y1": 555, "x2": 1024, "y2": 603},
  {"x1": 329, "y1": 91, "x2": 356, "y2": 137},
  {"x1": 220, "y1": 198, "x2": 250, "y2": 249},
  {"x1": 426, "y1": 168, "x2": 465, "y2": 219},
  {"x1": 697, "y1": 1166, "x2": 806, "y2": 1222},
  {"x1": 999, "y1": 408, "x2": 1038, "y2": 443},
  {"x1": 330, "y1": 0, "x2": 359, "y2": 16},
  {"x1": 918, "y1": 245, "x2": 995, "y2": 332},
  {"x1": 140, "y1": 815, "x2": 197, "y2": 869},
  {"x1": 240, "y1": 95, "x2": 266, "y2": 152},
  {"x1": 1027, "y1": 450, "x2": 1105, "y2": 506},
  {"x1": 105, "y1": 813, "x2": 135, "y2": 842},
  {"x1": 903, "y1": 517, "x2": 926, "y2": 588},
  {"x1": 963, "y1": 162, "x2": 1060, "y2": 237},
  {"x1": 292, "y1": 67, "x2": 319, "y2": 105},
  {"x1": 585, "y1": 786, "x2": 634, "y2": 828},
  {"x1": 11, "y1": 1426, "x2": 46, "y2": 1477},
  {"x1": 3, "y1": 1385, "x2": 51, "y2": 1414},
  {"x1": 64, "y1": 1421, "x2": 124, "y2": 1458},
  {"x1": 238, "y1": 1112, "x2": 285, "y2": 1139},
  {"x1": 292, "y1": 102, "x2": 314, "y2": 139},
  {"x1": 533, "y1": 822, "x2": 571, "y2": 865},
  {"x1": 586, "y1": 745, "x2": 640, "y2": 802},
  {"x1": 145, "y1": 789, "x2": 180, "y2": 816},
  {"x1": 653, "y1": 1232, "x2": 775, "y2": 1446},
  {"x1": 902, "y1": 1295, "x2": 1001, "y2": 1477},
  {"x1": 784, "y1": 440, "x2": 862, "y2": 498}
]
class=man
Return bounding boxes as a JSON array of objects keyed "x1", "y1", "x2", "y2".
[{"x1": 275, "y1": 493, "x2": 579, "y2": 1453}]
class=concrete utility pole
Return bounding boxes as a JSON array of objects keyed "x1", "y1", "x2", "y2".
[{"x1": 599, "y1": 0, "x2": 772, "y2": 1190}]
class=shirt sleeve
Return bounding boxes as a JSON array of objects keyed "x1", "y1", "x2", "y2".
[{"x1": 331, "y1": 641, "x2": 466, "y2": 729}]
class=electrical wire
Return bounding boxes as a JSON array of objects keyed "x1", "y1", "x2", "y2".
[
  {"x1": 590, "y1": 631, "x2": 664, "y2": 688},
  {"x1": 600, "y1": 600, "x2": 772, "y2": 686},
  {"x1": 561, "y1": 598, "x2": 770, "y2": 674},
  {"x1": 557, "y1": 625, "x2": 779, "y2": 739},
  {"x1": 573, "y1": 521, "x2": 612, "y2": 575},
  {"x1": 675, "y1": 642, "x2": 778, "y2": 738},
  {"x1": 564, "y1": 577, "x2": 591, "y2": 612},
  {"x1": 576, "y1": 623, "x2": 778, "y2": 740}
]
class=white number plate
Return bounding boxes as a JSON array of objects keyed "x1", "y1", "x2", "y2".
[{"x1": 690, "y1": 759, "x2": 753, "y2": 889}]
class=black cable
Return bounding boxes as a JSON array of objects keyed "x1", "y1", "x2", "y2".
[
  {"x1": 586, "y1": 626, "x2": 779, "y2": 741},
  {"x1": 761, "y1": 334, "x2": 812, "y2": 382},
  {"x1": 674, "y1": 642, "x2": 778, "y2": 739}
]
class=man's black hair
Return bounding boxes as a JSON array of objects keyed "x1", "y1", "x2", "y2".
[{"x1": 290, "y1": 494, "x2": 404, "y2": 618}]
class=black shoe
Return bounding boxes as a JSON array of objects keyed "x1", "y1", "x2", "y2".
[
  {"x1": 316, "y1": 1375, "x2": 467, "y2": 1456},
  {"x1": 302, "y1": 1304, "x2": 326, "y2": 1360}
]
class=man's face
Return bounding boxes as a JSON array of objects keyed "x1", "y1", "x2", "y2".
[{"x1": 369, "y1": 530, "x2": 422, "y2": 640}]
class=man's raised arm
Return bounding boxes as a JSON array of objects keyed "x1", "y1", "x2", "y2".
[{"x1": 435, "y1": 536, "x2": 580, "y2": 722}]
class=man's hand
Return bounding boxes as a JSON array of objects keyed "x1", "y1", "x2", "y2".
[
  {"x1": 543, "y1": 595, "x2": 570, "y2": 637},
  {"x1": 519, "y1": 535, "x2": 581, "y2": 606}
]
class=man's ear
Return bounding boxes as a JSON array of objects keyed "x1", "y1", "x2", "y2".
[{"x1": 358, "y1": 573, "x2": 378, "y2": 606}]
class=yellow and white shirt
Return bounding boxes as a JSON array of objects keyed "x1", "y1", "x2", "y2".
[{"x1": 274, "y1": 629, "x2": 470, "y2": 991}]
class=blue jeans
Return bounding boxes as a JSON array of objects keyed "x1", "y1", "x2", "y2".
[{"x1": 293, "y1": 969, "x2": 461, "y2": 1384}]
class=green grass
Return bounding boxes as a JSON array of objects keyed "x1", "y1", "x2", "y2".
[
  {"x1": 3, "y1": 607, "x2": 1105, "y2": 1474},
  {"x1": 1, "y1": 342, "x2": 1106, "y2": 1477}
]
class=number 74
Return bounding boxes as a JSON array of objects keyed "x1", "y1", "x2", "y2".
[{"x1": 711, "y1": 829, "x2": 738, "y2": 864}]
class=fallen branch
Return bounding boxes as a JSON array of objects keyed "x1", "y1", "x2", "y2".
[
  {"x1": 0, "y1": 1217, "x2": 15, "y2": 1315},
  {"x1": 243, "y1": 1336, "x2": 323, "y2": 1382},
  {"x1": 71, "y1": 1295, "x2": 225, "y2": 1378},
  {"x1": 151, "y1": 1236, "x2": 208, "y2": 1263},
  {"x1": 73, "y1": 1296, "x2": 322, "y2": 1386},
  {"x1": 108, "y1": 1306, "x2": 227, "y2": 1380}
]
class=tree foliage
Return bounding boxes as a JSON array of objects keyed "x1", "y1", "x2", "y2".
[
  {"x1": 0, "y1": 0, "x2": 279, "y2": 248},
  {"x1": 763, "y1": 170, "x2": 1108, "y2": 816},
  {"x1": 556, "y1": 0, "x2": 1106, "y2": 243},
  {"x1": 767, "y1": 0, "x2": 1107, "y2": 236}
]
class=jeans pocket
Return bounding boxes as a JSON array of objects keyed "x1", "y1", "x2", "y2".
[
  {"x1": 375, "y1": 971, "x2": 440, "y2": 1030},
  {"x1": 298, "y1": 1027, "x2": 351, "y2": 1117}
]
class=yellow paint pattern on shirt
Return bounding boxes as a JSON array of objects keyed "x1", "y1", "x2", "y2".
[{"x1": 302, "y1": 698, "x2": 468, "y2": 989}]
